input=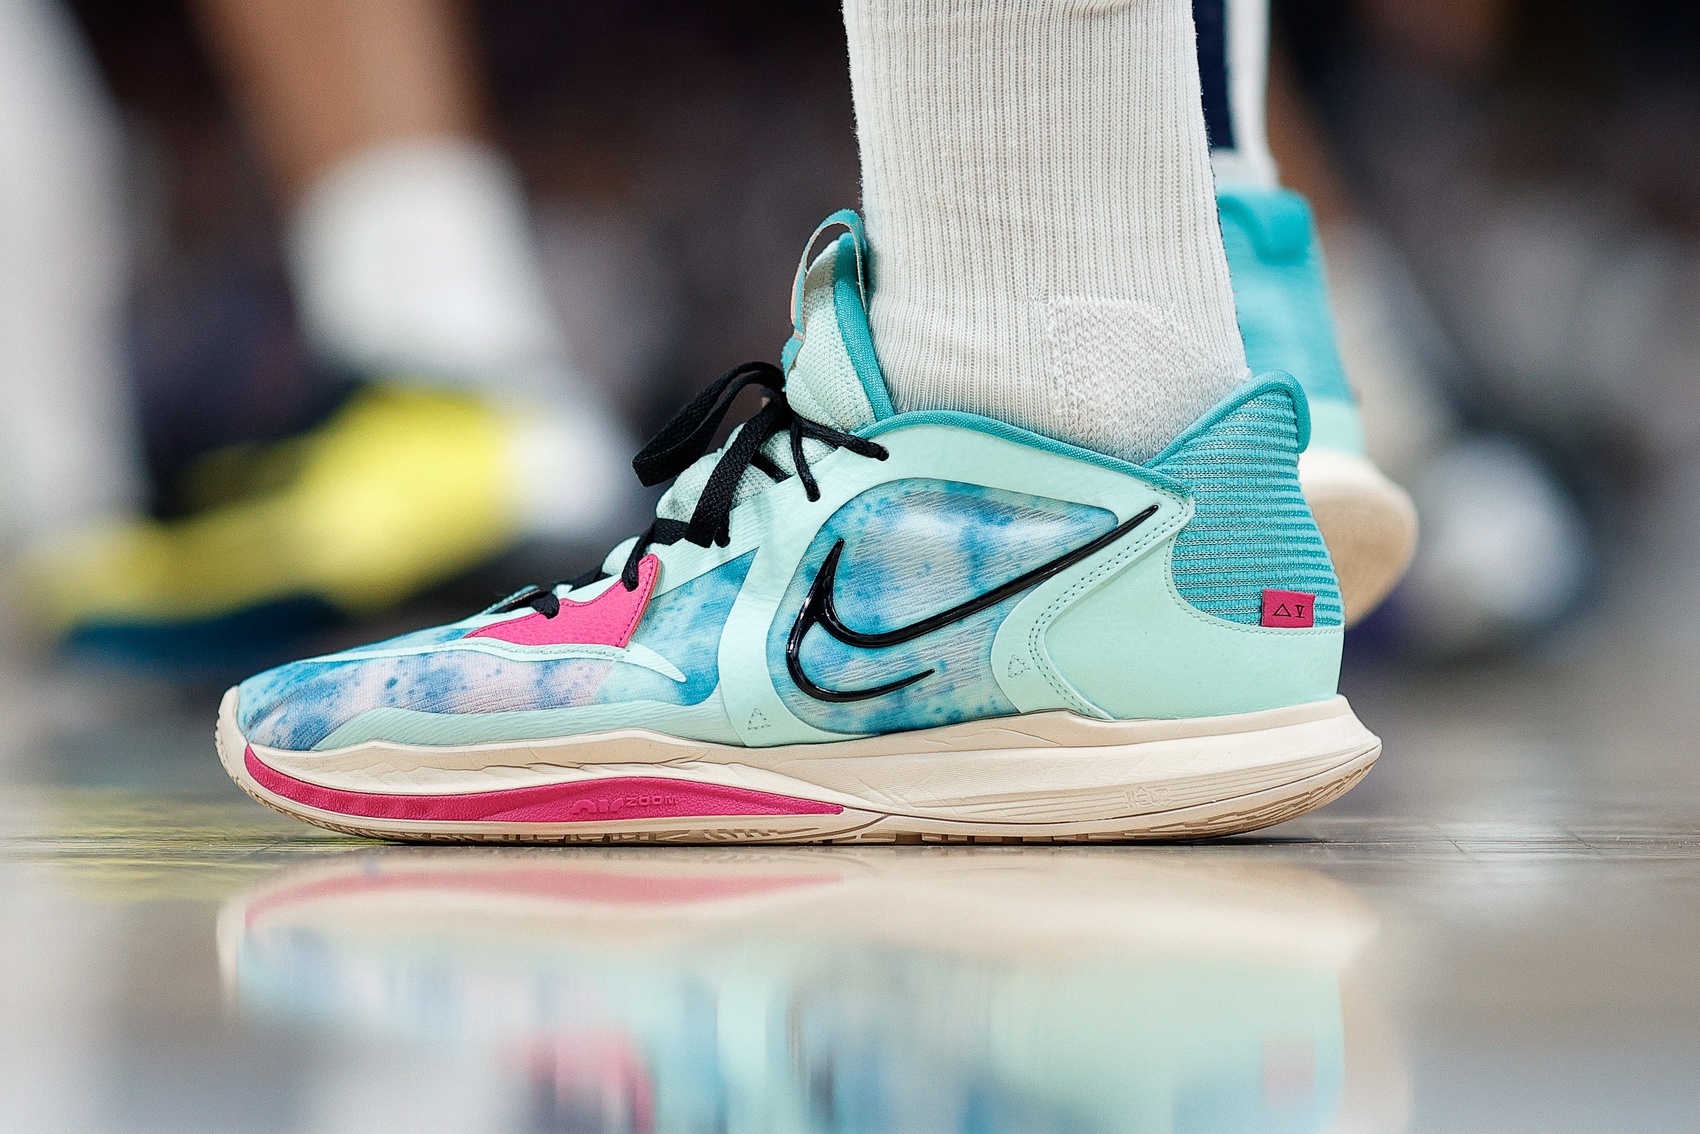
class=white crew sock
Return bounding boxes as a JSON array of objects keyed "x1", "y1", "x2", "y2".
[
  {"x1": 1204, "y1": 0, "x2": 1279, "y2": 189},
  {"x1": 844, "y1": 0, "x2": 1249, "y2": 463},
  {"x1": 289, "y1": 137, "x2": 577, "y2": 402}
]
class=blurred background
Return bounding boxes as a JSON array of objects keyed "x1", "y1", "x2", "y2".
[
  {"x1": 2, "y1": 0, "x2": 1698, "y2": 670},
  {"x1": 3, "y1": 2, "x2": 1700, "y2": 1131},
  {"x1": 0, "y1": 0, "x2": 1697, "y2": 667}
]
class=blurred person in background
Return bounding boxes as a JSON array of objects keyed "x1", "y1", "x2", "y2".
[
  {"x1": 6, "y1": 0, "x2": 1424, "y2": 673},
  {"x1": 10, "y1": 0, "x2": 632, "y2": 665},
  {"x1": 1275, "y1": 0, "x2": 1700, "y2": 655},
  {"x1": 1263, "y1": 0, "x2": 1595, "y2": 657},
  {"x1": 9, "y1": 0, "x2": 1691, "y2": 668},
  {"x1": 0, "y1": 0, "x2": 142, "y2": 596}
]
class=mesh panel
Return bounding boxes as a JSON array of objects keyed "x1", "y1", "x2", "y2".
[
  {"x1": 787, "y1": 238, "x2": 877, "y2": 432},
  {"x1": 1150, "y1": 387, "x2": 1343, "y2": 626}
]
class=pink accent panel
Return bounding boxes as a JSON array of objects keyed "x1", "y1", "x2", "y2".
[
  {"x1": 245, "y1": 746, "x2": 844, "y2": 823},
  {"x1": 245, "y1": 869, "x2": 838, "y2": 928},
  {"x1": 1261, "y1": 589, "x2": 1316, "y2": 628},
  {"x1": 529, "y1": 1034, "x2": 655, "y2": 1134},
  {"x1": 467, "y1": 554, "x2": 659, "y2": 648}
]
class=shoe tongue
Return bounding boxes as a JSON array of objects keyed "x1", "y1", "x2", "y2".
[
  {"x1": 648, "y1": 213, "x2": 891, "y2": 535},
  {"x1": 779, "y1": 211, "x2": 893, "y2": 432}
]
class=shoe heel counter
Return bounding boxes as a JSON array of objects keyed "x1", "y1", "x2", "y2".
[
  {"x1": 1151, "y1": 376, "x2": 1344, "y2": 629},
  {"x1": 1038, "y1": 377, "x2": 1344, "y2": 719}
]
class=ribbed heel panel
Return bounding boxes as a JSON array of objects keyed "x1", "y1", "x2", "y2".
[{"x1": 1148, "y1": 379, "x2": 1344, "y2": 627}]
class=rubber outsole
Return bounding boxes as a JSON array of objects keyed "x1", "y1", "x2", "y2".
[
  {"x1": 216, "y1": 689, "x2": 1380, "y2": 845},
  {"x1": 1299, "y1": 449, "x2": 1418, "y2": 627}
]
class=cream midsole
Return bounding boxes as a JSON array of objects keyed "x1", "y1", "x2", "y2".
[{"x1": 229, "y1": 692, "x2": 1379, "y2": 825}]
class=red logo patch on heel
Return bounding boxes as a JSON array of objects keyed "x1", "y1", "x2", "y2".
[{"x1": 1261, "y1": 589, "x2": 1316, "y2": 628}]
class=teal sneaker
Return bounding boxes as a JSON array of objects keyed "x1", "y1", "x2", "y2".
[
  {"x1": 1218, "y1": 186, "x2": 1418, "y2": 625},
  {"x1": 222, "y1": 850, "x2": 1381, "y2": 1132},
  {"x1": 217, "y1": 212, "x2": 1380, "y2": 844}
]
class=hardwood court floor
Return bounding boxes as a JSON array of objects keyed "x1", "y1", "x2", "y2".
[{"x1": 2, "y1": 640, "x2": 1698, "y2": 1133}]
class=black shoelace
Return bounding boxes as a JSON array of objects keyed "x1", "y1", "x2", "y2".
[{"x1": 500, "y1": 361, "x2": 888, "y2": 619}]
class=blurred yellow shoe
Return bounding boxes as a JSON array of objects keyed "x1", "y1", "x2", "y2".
[{"x1": 19, "y1": 384, "x2": 628, "y2": 664}]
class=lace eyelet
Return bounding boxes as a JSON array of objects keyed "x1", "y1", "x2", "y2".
[{"x1": 509, "y1": 362, "x2": 891, "y2": 626}]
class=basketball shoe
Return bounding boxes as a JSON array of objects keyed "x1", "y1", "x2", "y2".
[
  {"x1": 222, "y1": 849, "x2": 1386, "y2": 1132},
  {"x1": 217, "y1": 212, "x2": 1380, "y2": 843},
  {"x1": 1218, "y1": 186, "x2": 1418, "y2": 624},
  {"x1": 20, "y1": 382, "x2": 628, "y2": 664}
]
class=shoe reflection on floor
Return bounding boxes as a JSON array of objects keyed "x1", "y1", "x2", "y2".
[{"x1": 219, "y1": 849, "x2": 1407, "y2": 1134}]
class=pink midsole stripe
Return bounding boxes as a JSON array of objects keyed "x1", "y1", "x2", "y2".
[
  {"x1": 244, "y1": 745, "x2": 844, "y2": 824},
  {"x1": 243, "y1": 868, "x2": 840, "y2": 928}
]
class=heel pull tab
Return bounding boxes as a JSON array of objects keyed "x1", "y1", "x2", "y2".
[{"x1": 783, "y1": 210, "x2": 869, "y2": 373}]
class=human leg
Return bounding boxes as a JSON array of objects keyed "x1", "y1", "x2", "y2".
[
  {"x1": 1196, "y1": 0, "x2": 1418, "y2": 622},
  {"x1": 220, "y1": 0, "x2": 1375, "y2": 842}
]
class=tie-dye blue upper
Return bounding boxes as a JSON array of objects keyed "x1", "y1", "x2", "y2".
[
  {"x1": 239, "y1": 553, "x2": 755, "y2": 750},
  {"x1": 768, "y1": 479, "x2": 1114, "y2": 735}
]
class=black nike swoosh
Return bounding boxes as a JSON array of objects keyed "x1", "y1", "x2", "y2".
[{"x1": 786, "y1": 503, "x2": 1159, "y2": 703}]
